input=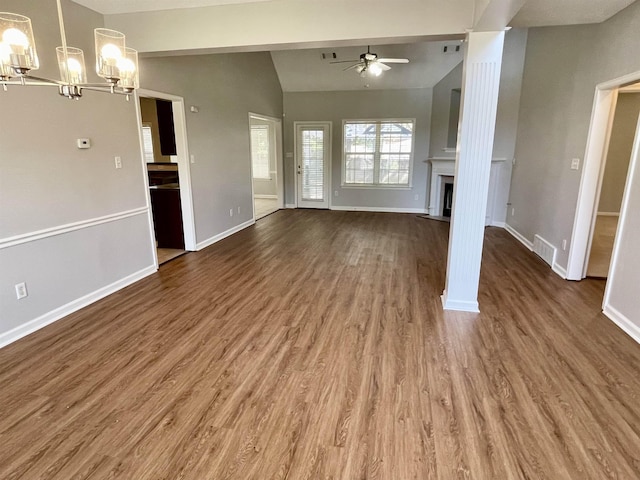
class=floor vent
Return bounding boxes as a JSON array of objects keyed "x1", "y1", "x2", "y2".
[{"x1": 533, "y1": 234, "x2": 556, "y2": 267}]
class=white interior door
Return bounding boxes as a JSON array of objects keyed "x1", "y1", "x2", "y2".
[{"x1": 296, "y1": 122, "x2": 331, "y2": 208}]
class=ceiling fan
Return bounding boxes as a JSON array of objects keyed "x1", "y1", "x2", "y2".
[{"x1": 331, "y1": 46, "x2": 409, "y2": 77}]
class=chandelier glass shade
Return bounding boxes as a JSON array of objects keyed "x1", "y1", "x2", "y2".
[{"x1": 0, "y1": 1, "x2": 139, "y2": 100}]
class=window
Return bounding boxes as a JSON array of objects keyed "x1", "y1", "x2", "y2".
[
  {"x1": 141, "y1": 124, "x2": 155, "y2": 163},
  {"x1": 343, "y1": 120, "x2": 414, "y2": 186},
  {"x1": 250, "y1": 125, "x2": 271, "y2": 179}
]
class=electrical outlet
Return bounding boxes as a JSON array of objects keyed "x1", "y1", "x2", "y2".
[
  {"x1": 114, "y1": 156, "x2": 122, "y2": 169},
  {"x1": 15, "y1": 282, "x2": 28, "y2": 300},
  {"x1": 229, "y1": 208, "x2": 233, "y2": 217},
  {"x1": 334, "y1": 190, "x2": 339, "y2": 197},
  {"x1": 414, "y1": 194, "x2": 419, "y2": 201},
  {"x1": 511, "y1": 207, "x2": 515, "y2": 216},
  {"x1": 190, "y1": 154, "x2": 196, "y2": 164},
  {"x1": 562, "y1": 239, "x2": 567, "y2": 251}
]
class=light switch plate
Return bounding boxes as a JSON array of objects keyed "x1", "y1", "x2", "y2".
[
  {"x1": 571, "y1": 158, "x2": 580, "y2": 170},
  {"x1": 15, "y1": 282, "x2": 27, "y2": 300}
]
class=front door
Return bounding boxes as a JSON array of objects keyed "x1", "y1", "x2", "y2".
[{"x1": 296, "y1": 122, "x2": 331, "y2": 208}]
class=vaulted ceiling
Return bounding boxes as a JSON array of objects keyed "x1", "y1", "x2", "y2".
[
  {"x1": 270, "y1": 41, "x2": 464, "y2": 92},
  {"x1": 70, "y1": 0, "x2": 637, "y2": 92}
]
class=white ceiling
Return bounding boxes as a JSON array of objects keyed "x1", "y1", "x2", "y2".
[
  {"x1": 271, "y1": 41, "x2": 464, "y2": 92},
  {"x1": 73, "y1": 0, "x2": 271, "y2": 15},
  {"x1": 74, "y1": 0, "x2": 637, "y2": 27},
  {"x1": 510, "y1": 0, "x2": 637, "y2": 27}
]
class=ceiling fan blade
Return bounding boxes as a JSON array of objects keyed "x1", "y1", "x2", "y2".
[
  {"x1": 377, "y1": 62, "x2": 392, "y2": 71},
  {"x1": 343, "y1": 63, "x2": 363, "y2": 72},
  {"x1": 330, "y1": 59, "x2": 360, "y2": 64},
  {"x1": 377, "y1": 58, "x2": 409, "y2": 64}
]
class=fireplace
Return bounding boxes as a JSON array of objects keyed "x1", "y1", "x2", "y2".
[
  {"x1": 443, "y1": 182, "x2": 454, "y2": 217},
  {"x1": 426, "y1": 157, "x2": 506, "y2": 226}
]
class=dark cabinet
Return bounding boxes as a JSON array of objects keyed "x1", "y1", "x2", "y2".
[
  {"x1": 156, "y1": 99, "x2": 177, "y2": 156},
  {"x1": 150, "y1": 187, "x2": 185, "y2": 249}
]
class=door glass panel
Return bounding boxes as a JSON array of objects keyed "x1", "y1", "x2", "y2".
[{"x1": 301, "y1": 129, "x2": 324, "y2": 201}]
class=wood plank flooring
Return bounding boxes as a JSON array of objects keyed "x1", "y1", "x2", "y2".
[
  {"x1": 586, "y1": 215, "x2": 618, "y2": 278},
  {"x1": 0, "y1": 210, "x2": 639, "y2": 479}
]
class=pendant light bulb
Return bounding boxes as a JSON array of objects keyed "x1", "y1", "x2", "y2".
[
  {"x1": 100, "y1": 43, "x2": 122, "y2": 63},
  {"x1": 3, "y1": 27, "x2": 29, "y2": 49}
]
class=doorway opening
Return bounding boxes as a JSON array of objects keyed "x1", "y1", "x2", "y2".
[
  {"x1": 567, "y1": 73, "x2": 640, "y2": 339},
  {"x1": 136, "y1": 90, "x2": 197, "y2": 266},
  {"x1": 585, "y1": 90, "x2": 640, "y2": 278},
  {"x1": 249, "y1": 113, "x2": 284, "y2": 220}
]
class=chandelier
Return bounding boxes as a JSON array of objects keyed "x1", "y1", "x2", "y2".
[{"x1": 0, "y1": 0, "x2": 139, "y2": 100}]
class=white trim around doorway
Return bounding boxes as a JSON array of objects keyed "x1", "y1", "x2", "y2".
[
  {"x1": 566, "y1": 71, "x2": 640, "y2": 281},
  {"x1": 248, "y1": 112, "x2": 285, "y2": 220},
  {"x1": 135, "y1": 90, "x2": 197, "y2": 260}
]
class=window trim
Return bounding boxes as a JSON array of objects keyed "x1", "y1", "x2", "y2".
[{"x1": 341, "y1": 118, "x2": 416, "y2": 188}]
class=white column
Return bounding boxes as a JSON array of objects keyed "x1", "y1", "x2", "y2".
[{"x1": 442, "y1": 31, "x2": 505, "y2": 312}]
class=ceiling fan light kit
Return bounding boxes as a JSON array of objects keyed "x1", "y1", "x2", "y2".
[
  {"x1": 0, "y1": 0, "x2": 139, "y2": 100},
  {"x1": 331, "y1": 45, "x2": 409, "y2": 78}
]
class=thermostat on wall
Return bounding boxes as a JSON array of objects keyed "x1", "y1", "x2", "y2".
[{"x1": 77, "y1": 138, "x2": 91, "y2": 149}]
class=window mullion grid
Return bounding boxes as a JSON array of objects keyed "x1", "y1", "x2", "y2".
[{"x1": 374, "y1": 122, "x2": 382, "y2": 184}]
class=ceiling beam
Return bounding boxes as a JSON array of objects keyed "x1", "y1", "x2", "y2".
[{"x1": 106, "y1": 0, "x2": 474, "y2": 55}]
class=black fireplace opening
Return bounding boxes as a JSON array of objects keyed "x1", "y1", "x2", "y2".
[{"x1": 443, "y1": 182, "x2": 453, "y2": 217}]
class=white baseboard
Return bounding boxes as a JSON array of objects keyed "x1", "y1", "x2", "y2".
[
  {"x1": 0, "y1": 265, "x2": 157, "y2": 350},
  {"x1": 505, "y1": 224, "x2": 568, "y2": 280},
  {"x1": 552, "y1": 262, "x2": 568, "y2": 279},
  {"x1": 441, "y1": 291, "x2": 480, "y2": 313},
  {"x1": 331, "y1": 206, "x2": 428, "y2": 214},
  {"x1": 196, "y1": 219, "x2": 255, "y2": 251},
  {"x1": 504, "y1": 223, "x2": 533, "y2": 250},
  {"x1": 491, "y1": 221, "x2": 506, "y2": 228},
  {"x1": 254, "y1": 194, "x2": 277, "y2": 199},
  {"x1": 597, "y1": 211, "x2": 620, "y2": 217},
  {"x1": 285, "y1": 204, "x2": 296, "y2": 209},
  {"x1": 603, "y1": 304, "x2": 640, "y2": 344}
]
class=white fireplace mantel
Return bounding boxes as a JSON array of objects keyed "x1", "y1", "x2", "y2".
[{"x1": 424, "y1": 157, "x2": 506, "y2": 225}]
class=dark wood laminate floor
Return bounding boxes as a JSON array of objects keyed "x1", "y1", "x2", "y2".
[{"x1": 1, "y1": 210, "x2": 639, "y2": 479}]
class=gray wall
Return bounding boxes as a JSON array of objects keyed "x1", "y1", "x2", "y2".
[
  {"x1": 598, "y1": 92, "x2": 640, "y2": 213},
  {"x1": 0, "y1": 2, "x2": 284, "y2": 345},
  {"x1": 283, "y1": 89, "x2": 433, "y2": 210},
  {"x1": 428, "y1": 28, "x2": 527, "y2": 224},
  {"x1": 430, "y1": 63, "x2": 463, "y2": 158},
  {"x1": 0, "y1": 1, "x2": 154, "y2": 338},
  {"x1": 509, "y1": 1, "x2": 640, "y2": 269},
  {"x1": 139, "y1": 52, "x2": 283, "y2": 243}
]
